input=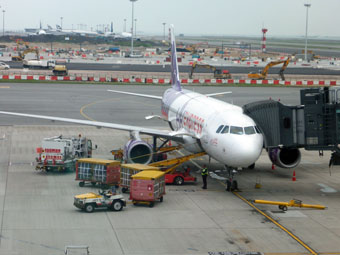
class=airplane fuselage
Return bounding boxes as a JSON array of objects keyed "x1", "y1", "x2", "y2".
[{"x1": 162, "y1": 88, "x2": 263, "y2": 168}]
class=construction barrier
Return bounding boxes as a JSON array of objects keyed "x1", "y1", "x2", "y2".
[{"x1": 0, "y1": 74, "x2": 339, "y2": 86}]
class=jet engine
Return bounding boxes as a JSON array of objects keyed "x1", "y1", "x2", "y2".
[
  {"x1": 268, "y1": 147, "x2": 301, "y2": 168},
  {"x1": 124, "y1": 139, "x2": 153, "y2": 164}
]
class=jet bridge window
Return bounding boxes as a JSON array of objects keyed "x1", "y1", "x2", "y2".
[
  {"x1": 216, "y1": 125, "x2": 224, "y2": 133},
  {"x1": 230, "y1": 126, "x2": 244, "y2": 135},
  {"x1": 244, "y1": 126, "x2": 256, "y2": 135},
  {"x1": 221, "y1": 125, "x2": 230, "y2": 134}
]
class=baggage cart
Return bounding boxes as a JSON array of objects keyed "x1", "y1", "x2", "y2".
[
  {"x1": 120, "y1": 163, "x2": 160, "y2": 193},
  {"x1": 76, "y1": 158, "x2": 120, "y2": 187},
  {"x1": 130, "y1": 170, "x2": 165, "y2": 207}
]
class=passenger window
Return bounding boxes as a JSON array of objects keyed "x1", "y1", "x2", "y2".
[
  {"x1": 244, "y1": 126, "x2": 256, "y2": 135},
  {"x1": 221, "y1": 125, "x2": 229, "y2": 134},
  {"x1": 254, "y1": 126, "x2": 262, "y2": 134},
  {"x1": 216, "y1": 125, "x2": 224, "y2": 133},
  {"x1": 230, "y1": 126, "x2": 244, "y2": 135}
]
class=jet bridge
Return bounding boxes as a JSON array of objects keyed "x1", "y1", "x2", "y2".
[{"x1": 243, "y1": 87, "x2": 340, "y2": 166}]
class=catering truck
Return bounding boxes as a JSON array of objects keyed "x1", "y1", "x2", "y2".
[{"x1": 36, "y1": 135, "x2": 94, "y2": 172}]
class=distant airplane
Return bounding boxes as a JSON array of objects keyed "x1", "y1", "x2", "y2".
[
  {"x1": 0, "y1": 25, "x2": 299, "y2": 191},
  {"x1": 55, "y1": 25, "x2": 99, "y2": 36}
]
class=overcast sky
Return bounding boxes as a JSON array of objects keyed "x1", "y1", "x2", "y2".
[{"x1": 1, "y1": 0, "x2": 339, "y2": 37}]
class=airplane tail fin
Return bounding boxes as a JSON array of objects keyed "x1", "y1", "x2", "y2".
[{"x1": 170, "y1": 25, "x2": 182, "y2": 91}]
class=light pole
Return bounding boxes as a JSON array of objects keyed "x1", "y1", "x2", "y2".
[
  {"x1": 130, "y1": 0, "x2": 137, "y2": 56},
  {"x1": 304, "y1": 3, "x2": 311, "y2": 62},
  {"x1": 60, "y1": 16, "x2": 63, "y2": 29},
  {"x1": 124, "y1": 19, "x2": 126, "y2": 32},
  {"x1": 2, "y1": 10, "x2": 5, "y2": 37},
  {"x1": 134, "y1": 18, "x2": 137, "y2": 38},
  {"x1": 162, "y1": 22, "x2": 166, "y2": 41}
]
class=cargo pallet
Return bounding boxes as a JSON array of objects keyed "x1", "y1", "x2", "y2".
[{"x1": 76, "y1": 158, "x2": 120, "y2": 188}]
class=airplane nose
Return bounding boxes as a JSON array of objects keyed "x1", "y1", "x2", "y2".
[{"x1": 227, "y1": 136, "x2": 263, "y2": 167}]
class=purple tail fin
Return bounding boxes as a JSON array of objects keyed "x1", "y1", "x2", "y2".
[{"x1": 170, "y1": 25, "x2": 181, "y2": 91}]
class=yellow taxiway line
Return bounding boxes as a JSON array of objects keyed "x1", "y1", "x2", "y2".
[{"x1": 232, "y1": 191, "x2": 318, "y2": 255}]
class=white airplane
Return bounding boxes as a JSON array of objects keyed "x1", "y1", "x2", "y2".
[
  {"x1": 55, "y1": 25, "x2": 99, "y2": 36},
  {"x1": 0, "y1": 25, "x2": 300, "y2": 191}
]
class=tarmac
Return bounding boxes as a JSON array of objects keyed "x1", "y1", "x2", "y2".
[
  {"x1": 0, "y1": 83, "x2": 339, "y2": 254},
  {"x1": 0, "y1": 126, "x2": 339, "y2": 255}
]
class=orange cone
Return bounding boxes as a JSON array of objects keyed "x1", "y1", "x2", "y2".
[
  {"x1": 271, "y1": 164, "x2": 275, "y2": 170},
  {"x1": 168, "y1": 140, "x2": 172, "y2": 147},
  {"x1": 292, "y1": 170, "x2": 296, "y2": 181}
]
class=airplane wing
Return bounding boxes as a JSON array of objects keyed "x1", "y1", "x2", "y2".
[
  {"x1": 205, "y1": 91, "x2": 232, "y2": 97},
  {"x1": 107, "y1": 89, "x2": 230, "y2": 99},
  {"x1": 107, "y1": 90, "x2": 162, "y2": 100},
  {"x1": 0, "y1": 111, "x2": 184, "y2": 142}
]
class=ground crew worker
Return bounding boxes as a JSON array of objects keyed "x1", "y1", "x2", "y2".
[{"x1": 201, "y1": 164, "x2": 208, "y2": 189}]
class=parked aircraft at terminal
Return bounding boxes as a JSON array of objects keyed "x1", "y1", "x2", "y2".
[{"x1": 0, "y1": 25, "x2": 301, "y2": 190}]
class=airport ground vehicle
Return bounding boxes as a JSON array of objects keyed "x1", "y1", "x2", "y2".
[
  {"x1": 130, "y1": 171, "x2": 165, "y2": 207},
  {"x1": 189, "y1": 61, "x2": 231, "y2": 79},
  {"x1": 149, "y1": 152, "x2": 206, "y2": 185},
  {"x1": 120, "y1": 164, "x2": 160, "y2": 193},
  {"x1": 164, "y1": 166, "x2": 196, "y2": 185},
  {"x1": 74, "y1": 190, "x2": 126, "y2": 213},
  {"x1": 52, "y1": 65, "x2": 68, "y2": 76},
  {"x1": 36, "y1": 135, "x2": 93, "y2": 172},
  {"x1": 0, "y1": 62, "x2": 10, "y2": 70},
  {"x1": 247, "y1": 57, "x2": 290, "y2": 80},
  {"x1": 253, "y1": 199, "x2": 326, "y2": 211},
  {"x1": 12, "y1": 48, "x2": 39, "y2": 62},
  {"x1": 23, "y1": 59, "x2": 55, "y2": 69},
  {"x1": 76, "y1": 158, "x2": 120, "y2": 187}
]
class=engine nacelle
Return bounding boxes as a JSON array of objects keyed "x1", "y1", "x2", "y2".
[
  {"x1": 124, "y1": 139, "x2": 153, "y2": 164},
  {"x1": 268, "y1": 147, "x2": 301, "y2": 168}
]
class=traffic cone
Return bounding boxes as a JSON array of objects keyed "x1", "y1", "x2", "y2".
[
  {"x1": 271, "y1": 164, "x2": 275, "y2": 170},
  {"x1": 292, "y1": 170, "x2": 296, "y2": 181},
  {"x1": 168, "y1": 140, "x2": 172, "y2": 147}
]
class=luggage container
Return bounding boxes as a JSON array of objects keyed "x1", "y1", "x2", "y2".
[
  {"x1": 130, "y1": 170, "x2": 165, "y2": 207},
  {"x1": 76, "y1": 158, "x2": 121, "y2": 187},
  {"x1": 120, "y1": 163, "x2": 160, "y2": 193}
]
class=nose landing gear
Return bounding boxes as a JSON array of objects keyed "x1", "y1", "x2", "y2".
[{"x1": 225, "y1": 166, "x2": 238, "y2": 192}]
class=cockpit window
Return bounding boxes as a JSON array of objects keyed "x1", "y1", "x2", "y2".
[
  {"x1": 254, "y1": 126, "x2": 262, "y2": 134},
  {"x1": 244, "y1": 126, "x2": 256, "y2": 135},
  {"x1": 216, "y1": 125, "x2": 224, "y2": 133},
  {"x1": 221, "y1": 125, "x2": 229, "y2": 134},
  {"x1": 230, "y1": 126, "x2": 244, "y2": 135}
]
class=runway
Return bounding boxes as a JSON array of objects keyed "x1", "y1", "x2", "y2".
[{"x1": 0, "y1": 83, "x2": 339, "y2": 254}]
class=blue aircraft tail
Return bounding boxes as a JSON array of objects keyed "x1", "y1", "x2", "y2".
[{"x1": 170, "y1": 25, "x2": 182, "y2": 91}]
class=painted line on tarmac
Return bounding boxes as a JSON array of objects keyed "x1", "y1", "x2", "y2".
[
  {"x1": 0, "y1": 86, "x2": 10, "y2": 88},
  {"x1": 80, "y1": 98, "x2": 122, "y2": 121},
  {"x1": 232, "y1": 191, "x2": 318, "y2": 255},
  {"x1": 215, "y1": 181, "x2": 317, "y2": 254},
  {"x1": 318, "y1": 183, "x2": 337, "y2": 193}
]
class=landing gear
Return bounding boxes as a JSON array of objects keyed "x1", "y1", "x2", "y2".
[{"x1": 225, "y1": 166, "x2": 238, "y2": 192}]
